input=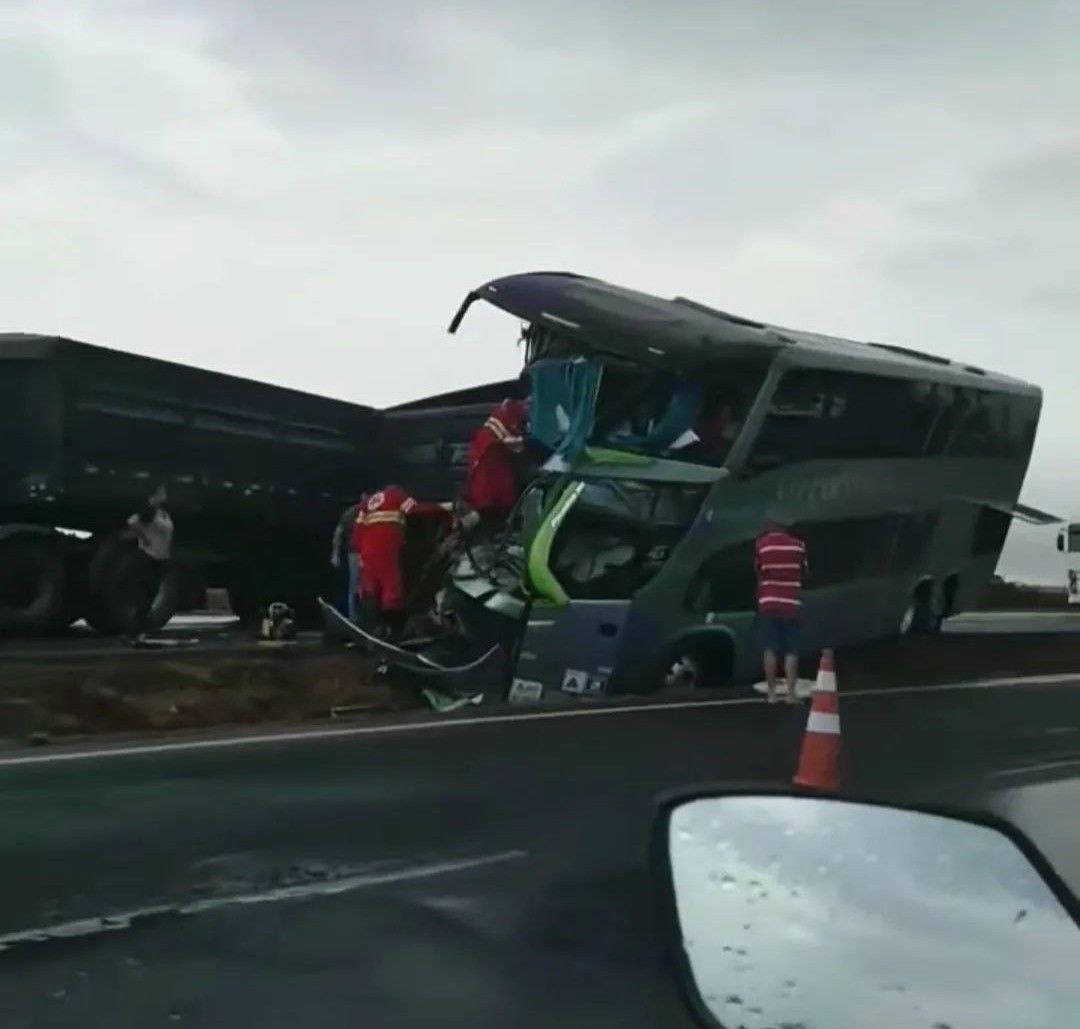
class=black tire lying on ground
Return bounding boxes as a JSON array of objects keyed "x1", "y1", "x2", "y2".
[{"x1": 0, "y1": 532, "x2": 68, "y2": 635}]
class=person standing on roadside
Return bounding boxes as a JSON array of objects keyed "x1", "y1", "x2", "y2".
[
  {"x1": 125, "y1": 484, "x2": 173, "y2": 642},
  {"x1": 330, "y1": 496, "x2": 367, "y2": 622},
  {"x1": 754, "y1": 513, "x2": 808, "y2": 704}
]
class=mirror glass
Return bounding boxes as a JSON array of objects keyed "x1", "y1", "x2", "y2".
[{"x1": 668, "y1": 796, "x2": 1080, "y2": 1029}]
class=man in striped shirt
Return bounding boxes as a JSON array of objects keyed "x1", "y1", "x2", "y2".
[{"x1": 755, "y1": 516, "x2": 808, "y2": 704}]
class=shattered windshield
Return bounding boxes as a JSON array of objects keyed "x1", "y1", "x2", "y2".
[
  {"x1": 523, "y1": 337, "x2": 770, "y2": 468},
  {"x1": 547, "y1": 479, "x2": 707, "y2": 600}
]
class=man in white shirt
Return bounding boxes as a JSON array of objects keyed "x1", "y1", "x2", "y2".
[{"x1": 125, "y1": 485, "x2": 174, "y2": 639}]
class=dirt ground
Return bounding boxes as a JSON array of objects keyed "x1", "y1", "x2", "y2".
[
  {"x1": 2, "y1": 630, "x2": 1079, "y2": 746},
  {"x1": 0, "y1": 649, "x2": 405, "y2": 742}
]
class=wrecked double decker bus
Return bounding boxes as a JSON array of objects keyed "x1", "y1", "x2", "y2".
[{"x1": 341, "y1": 272, "x2": 1052, "y2": 700}]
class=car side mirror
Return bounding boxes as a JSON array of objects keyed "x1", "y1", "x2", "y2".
[{"x1": 653, "y1": 790, "x2": 1080, "y2": 1028}]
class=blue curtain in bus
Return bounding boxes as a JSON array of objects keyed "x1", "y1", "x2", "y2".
[{"x1": 527, "y1": 357, "x2": 602, "y2": 461}]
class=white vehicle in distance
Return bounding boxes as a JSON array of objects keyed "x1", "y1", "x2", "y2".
[{"x1": 1056, "y1": 522, "x2": 1080, "y2": 605}]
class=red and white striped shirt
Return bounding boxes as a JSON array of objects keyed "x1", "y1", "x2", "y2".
[{"x1": 755, "y1": 529, "x2": 808, "y2": 618}]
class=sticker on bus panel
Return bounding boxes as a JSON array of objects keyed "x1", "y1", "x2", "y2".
[
  {"x1": 508, "y1": 679, "x2": 544, "y2": 704},
  {"x1": 561, "y1": 669, "x2": 589, "y2": 694}
]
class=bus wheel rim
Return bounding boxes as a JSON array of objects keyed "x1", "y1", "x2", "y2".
[{"x1": 899, "y1": 604, "x2": 915, "y2": 634}]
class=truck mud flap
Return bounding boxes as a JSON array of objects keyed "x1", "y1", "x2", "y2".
[{"x1": 318, "y1": 598, "x2": 502, "y2": 682}]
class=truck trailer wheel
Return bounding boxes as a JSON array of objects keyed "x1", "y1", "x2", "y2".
[
  {"x1": 86, "y1": 534, "x2": 182, "y2": 636},
  {"x1": 0, "y1": 533, "x2": 68, "y2": 635}
]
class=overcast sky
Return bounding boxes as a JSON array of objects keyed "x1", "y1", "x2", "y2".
[{"x1": 3, "y1": 1, "x2": 1078, "y2": 580}]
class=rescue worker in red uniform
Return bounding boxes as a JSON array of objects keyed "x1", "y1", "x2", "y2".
[
  {"x1": 352, "y1": 485, "x2": 451, "y2": 639},
  {"x1": 463, "y1": 398, "x2": 528, "y2": 531}
]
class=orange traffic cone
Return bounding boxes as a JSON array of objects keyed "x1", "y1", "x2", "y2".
[{"x1": 793, "y1": 648, "x2": 840, "y2": 790}]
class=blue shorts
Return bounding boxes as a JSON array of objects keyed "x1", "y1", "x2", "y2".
[{"x1": 759, "y1": 614, "x2": 800, "y2": 657}]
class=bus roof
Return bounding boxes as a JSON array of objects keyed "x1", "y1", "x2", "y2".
[{"x1": 448, "y1": 271, "x2": 1038, "y2": 395}]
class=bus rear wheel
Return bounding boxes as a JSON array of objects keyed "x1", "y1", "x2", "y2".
[{"x1": 900, "y1": 584, "x2": 941, "y2": 636}]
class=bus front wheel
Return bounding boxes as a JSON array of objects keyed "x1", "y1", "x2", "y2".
[{"x1": 658, "y1": 637, "x2": 734, "y2": 692}]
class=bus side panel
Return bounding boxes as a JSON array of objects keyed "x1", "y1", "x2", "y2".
[{"x1": 608, "y1": 454, "x2": 1032, "y2": 688}]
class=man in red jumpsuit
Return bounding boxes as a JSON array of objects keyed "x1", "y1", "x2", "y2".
[
  {"x1": 463, "y1": 398, "x2": 528, "y2": 531},
  {"x1": 352, "y1": 485, "x2": 451, "y2": 639}
]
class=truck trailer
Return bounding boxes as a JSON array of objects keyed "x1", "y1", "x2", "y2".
[{"x1": 0, "y1": 333, "x2": 486, "y2": 635}]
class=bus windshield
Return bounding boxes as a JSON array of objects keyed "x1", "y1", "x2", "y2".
[{"x1": 525, "y1": 352, "x2": 771, "y2": 468}]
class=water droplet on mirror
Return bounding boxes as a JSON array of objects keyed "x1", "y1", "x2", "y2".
[
  {"x1": 784, "y1": 979, "x2": 797, "y2": 988},
  {"x1": 748, "y1": 1006, "x2": 763, "y2": 1015},
  {"x1": 720, "y1": 874, "x2": 736, "y2": 890},
  {"x1": 735, "y1": 948, "x2": 747, "y2": 956},
  {"x1": 816, "y1": 864, "x2": 828, "y2": 874},
  {"x1": 722, "y1": 946, "x2": 732, "y2": 953},
  {"x1": 725, "y1": 994, "x2": 742, "y2": 1006},
  {"x1": 783, "y1": 827, "x2": 796, "y2": 837},
  {"x1": 677, "y1": 829, "x2": 693, "y2": 841}
]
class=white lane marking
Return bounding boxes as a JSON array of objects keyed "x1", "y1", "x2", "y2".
[
  {"x1": 0, "y1": 849, "x2": 527, "y2": 951},
  {"x1": 987, "y1": 759, "x2": 1080, "y2": 781},
  {"x1": 3, "y1": 673, "x2": 1080, "y2": 769}
]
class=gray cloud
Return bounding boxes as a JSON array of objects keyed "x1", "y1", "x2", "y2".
[{"x1": 2, "y1": 0, "x2": 1079, "y2": 580}]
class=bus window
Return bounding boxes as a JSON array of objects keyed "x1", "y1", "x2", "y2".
[
  {"x1": 948, "y1": 390, "x2": 1040, "y2": 460},
  {"x1": 972, "y1": 506, "x2": 1012, "y2": 556},
  {"x1": 792, "y1": 515, "x2": 899, "y2": 584},
  {"x1": 592, "y1": 360, "x2": 769, "y2": 466},
  {"x1": 685, "y1": 541, "x2": 758, "y2": 614},
  {"x1": 893, "y1": 511, "x2": 940, "y2": 571},
  {"x1": 747, "y1": 369, "x2": 946, "y2": 468}
]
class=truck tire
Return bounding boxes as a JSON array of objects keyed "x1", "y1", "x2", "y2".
[
  {"x1": 86, "y1": 534, "x2": 182, "y2": 636},
  {"x1": 0, "y1": 533, "x2": 67, "y2": 635},
  {"x1": 144, "y1": 563, "x2": 186, "y2": 632}
]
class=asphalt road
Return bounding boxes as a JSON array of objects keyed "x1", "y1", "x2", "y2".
[
  {"x1": 1, "y1": 679, "x2": 1079, "y2": 1028},
  {"x1": 944, "y1": 610, "x2": 1080, "y2": 634}
]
